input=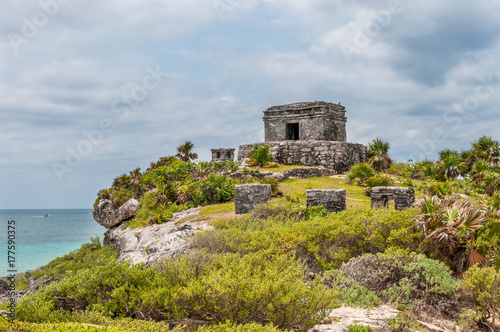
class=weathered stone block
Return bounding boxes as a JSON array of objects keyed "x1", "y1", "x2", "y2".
[
  {"x1": 306, "y1": 189, "x2": 346, "y2": 213},
  {"x1": 370, "y1": 187, "x2": 415, "y2": 210},
  {"x1": 235, "y1": 184, "x2": 272, "y2": 214}
]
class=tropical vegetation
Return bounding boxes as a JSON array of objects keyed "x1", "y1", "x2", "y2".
[{"x1": 4, "y1": 136, "x2": 500, "y2": 331}]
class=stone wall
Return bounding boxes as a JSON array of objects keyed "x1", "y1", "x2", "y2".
[
  {"x1": 234, "y1": 184, "x2": 272, "y2": 214},
  {"x1": 370, "y1": 187, "x2": 415, "y2": 210},
  {"x1": 263, "y1": 101, "x2": 347, "y2": 142},
  {"x1": 238, "y1": 141, "x2": 366, "y2": 173},
  {"x1": 306, "y1": 189, "x2": 346, "y2": 213}
]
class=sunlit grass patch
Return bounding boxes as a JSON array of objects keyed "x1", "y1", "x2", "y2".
[
  {"x1": 279, "y1": 176, "x2": 371, "y2": 209},
  {"x1": 200, "y1": 202, "x2": 235, "y2": 215}
]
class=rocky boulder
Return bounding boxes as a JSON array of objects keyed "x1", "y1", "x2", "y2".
[
  {"x1": 93, "y1": 198, "x2": 141, "y2": 229},
  {"x1": 93, "y1": 199, "x2": 120, "y2": 228},
  {"x1": 118, "y1": 198, "x2": 140, "y2": 221}
]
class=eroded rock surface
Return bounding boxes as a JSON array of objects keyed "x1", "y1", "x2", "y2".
[
  {"x1": 310, "y1": 305, "x2": 399, "y2": 332},
  {"x1": 104, "y1": 208, "x2": 211, "y2": 265}
]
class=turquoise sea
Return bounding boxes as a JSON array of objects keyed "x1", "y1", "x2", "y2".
[{"x1": 0, "y1": 209, "x2": 106, "y2": 276}]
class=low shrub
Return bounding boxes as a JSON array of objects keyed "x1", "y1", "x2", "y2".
[
  {"x1": 175, "y1": 250, "x2": 337, "y2": 330},
  {"x1": 324, "y1": 271, "x2": 380, "y2": 308},
  {"x1": 31, "y1": 237, "x2": 117, "y2": 281},
  {"x1": 304, "y1": 205, "x2": 329, "y2": 220},
  {"x1": 333, "y1": 252, "x2": 460, "y2": 315},
  {"x1": 259, "y1": 178, "x2": 281, "y2": 196},
  {"x1": 462, "y1": 265, "x2": 499, "y2": 317},
  {"x1": 347, "y1": 324, "x2": 373, "y2": 332},
  {"x1": 248, "y1": 145, "x2": 273, "y2": 167},
  {"x1": 198, "y1": 321, "x2": 282, "y2": 332},
  {"x1": 347, "y1": 163, "x2": 375, "y2": 186},
  {"x1": 365, "y1": 173, "x2": 394, "y2": 188},
  {"x1": 363, "y1": 173, "x2": 394, "y2": 196}
]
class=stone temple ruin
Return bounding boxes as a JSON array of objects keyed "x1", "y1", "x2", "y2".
[
  {"x1": 211, "y1": 148, "x2": 235, "y2": 162},
  {"x1": 237, "y1": 101, "x2": 366, "y2": 173}
]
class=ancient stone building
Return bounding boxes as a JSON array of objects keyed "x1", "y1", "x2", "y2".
[
  {"x1": 238, "y1": 101, "x2": 366, "y2": 172},
  {"x1": 211, "y1": 148, "x2": 235, "y2": 162},
  {"x1": 264, "y1": 101, "x2": 347, "y2": 142}
]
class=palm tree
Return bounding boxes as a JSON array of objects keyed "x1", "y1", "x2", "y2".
[
  {"x1": 472, "y1": 136, "x2": 500, "y2": 165},
  {"x1": 367, "y1": 138, "x2": 392, "y2": 171},
  {"x1": 436, "y1": 149, "x2": 463, "y2": 179},
  {"x1": 176, "y1": 141, "x2": 199, "y2": 163}
]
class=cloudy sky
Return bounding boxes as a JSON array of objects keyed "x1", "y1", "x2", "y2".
[{"x1": 1, "y1": 0, "x2": 499, "y2": 209}]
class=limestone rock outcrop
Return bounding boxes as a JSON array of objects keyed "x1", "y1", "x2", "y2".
[{"x1": 103, "y1": 208, "x2": 211, "y2": 265}]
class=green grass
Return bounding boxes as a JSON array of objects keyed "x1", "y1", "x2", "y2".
[
  {"x1": 279, "y1": 176, "x2": 371, "y2": 209},
  {"x1": 200, "y1": 202, "x2": 235, "y2": 215}
]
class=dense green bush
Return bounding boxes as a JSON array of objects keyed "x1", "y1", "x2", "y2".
[
  {"x1": 176, "y1": 250, "x2": 337, "y2": 329},
  {"x1": 31, "y1": 237, "x2": 117, "y2": 281},
  {"x1": 328, "y1": 252, "x2": 460, "y2": 315},
  {"x1": 18, "y1": 246, "x2": 335, "y2": 330},
  {"x1": 364, "y1": 173, "x2": 393, "y2": 188},
  {"x1": 347, "y1": 163, "x2": 375, "y2": 185},
  {"x1": 96, "y1": 158, "x2": 245, "y2": 228},
  {"x1": 462, "y1": 265, "x2": 499, "y2": 316},
  {"x1": 0, "y1": 312, "x2": 178, "y2": 332},
  {"x1": 248, "y1": 145, "x2": 273, "y2": 167}
]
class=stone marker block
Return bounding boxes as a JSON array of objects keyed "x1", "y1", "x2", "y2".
[
  {"x1": 306, "y1": 189, "x2": 346, "y2": 213},
  {"x1": 235, "y1": 184, "x2": 272, "y2": 214},
  {"x1": 370, "y1": 187, "x2": 415, "y2": 210}
]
